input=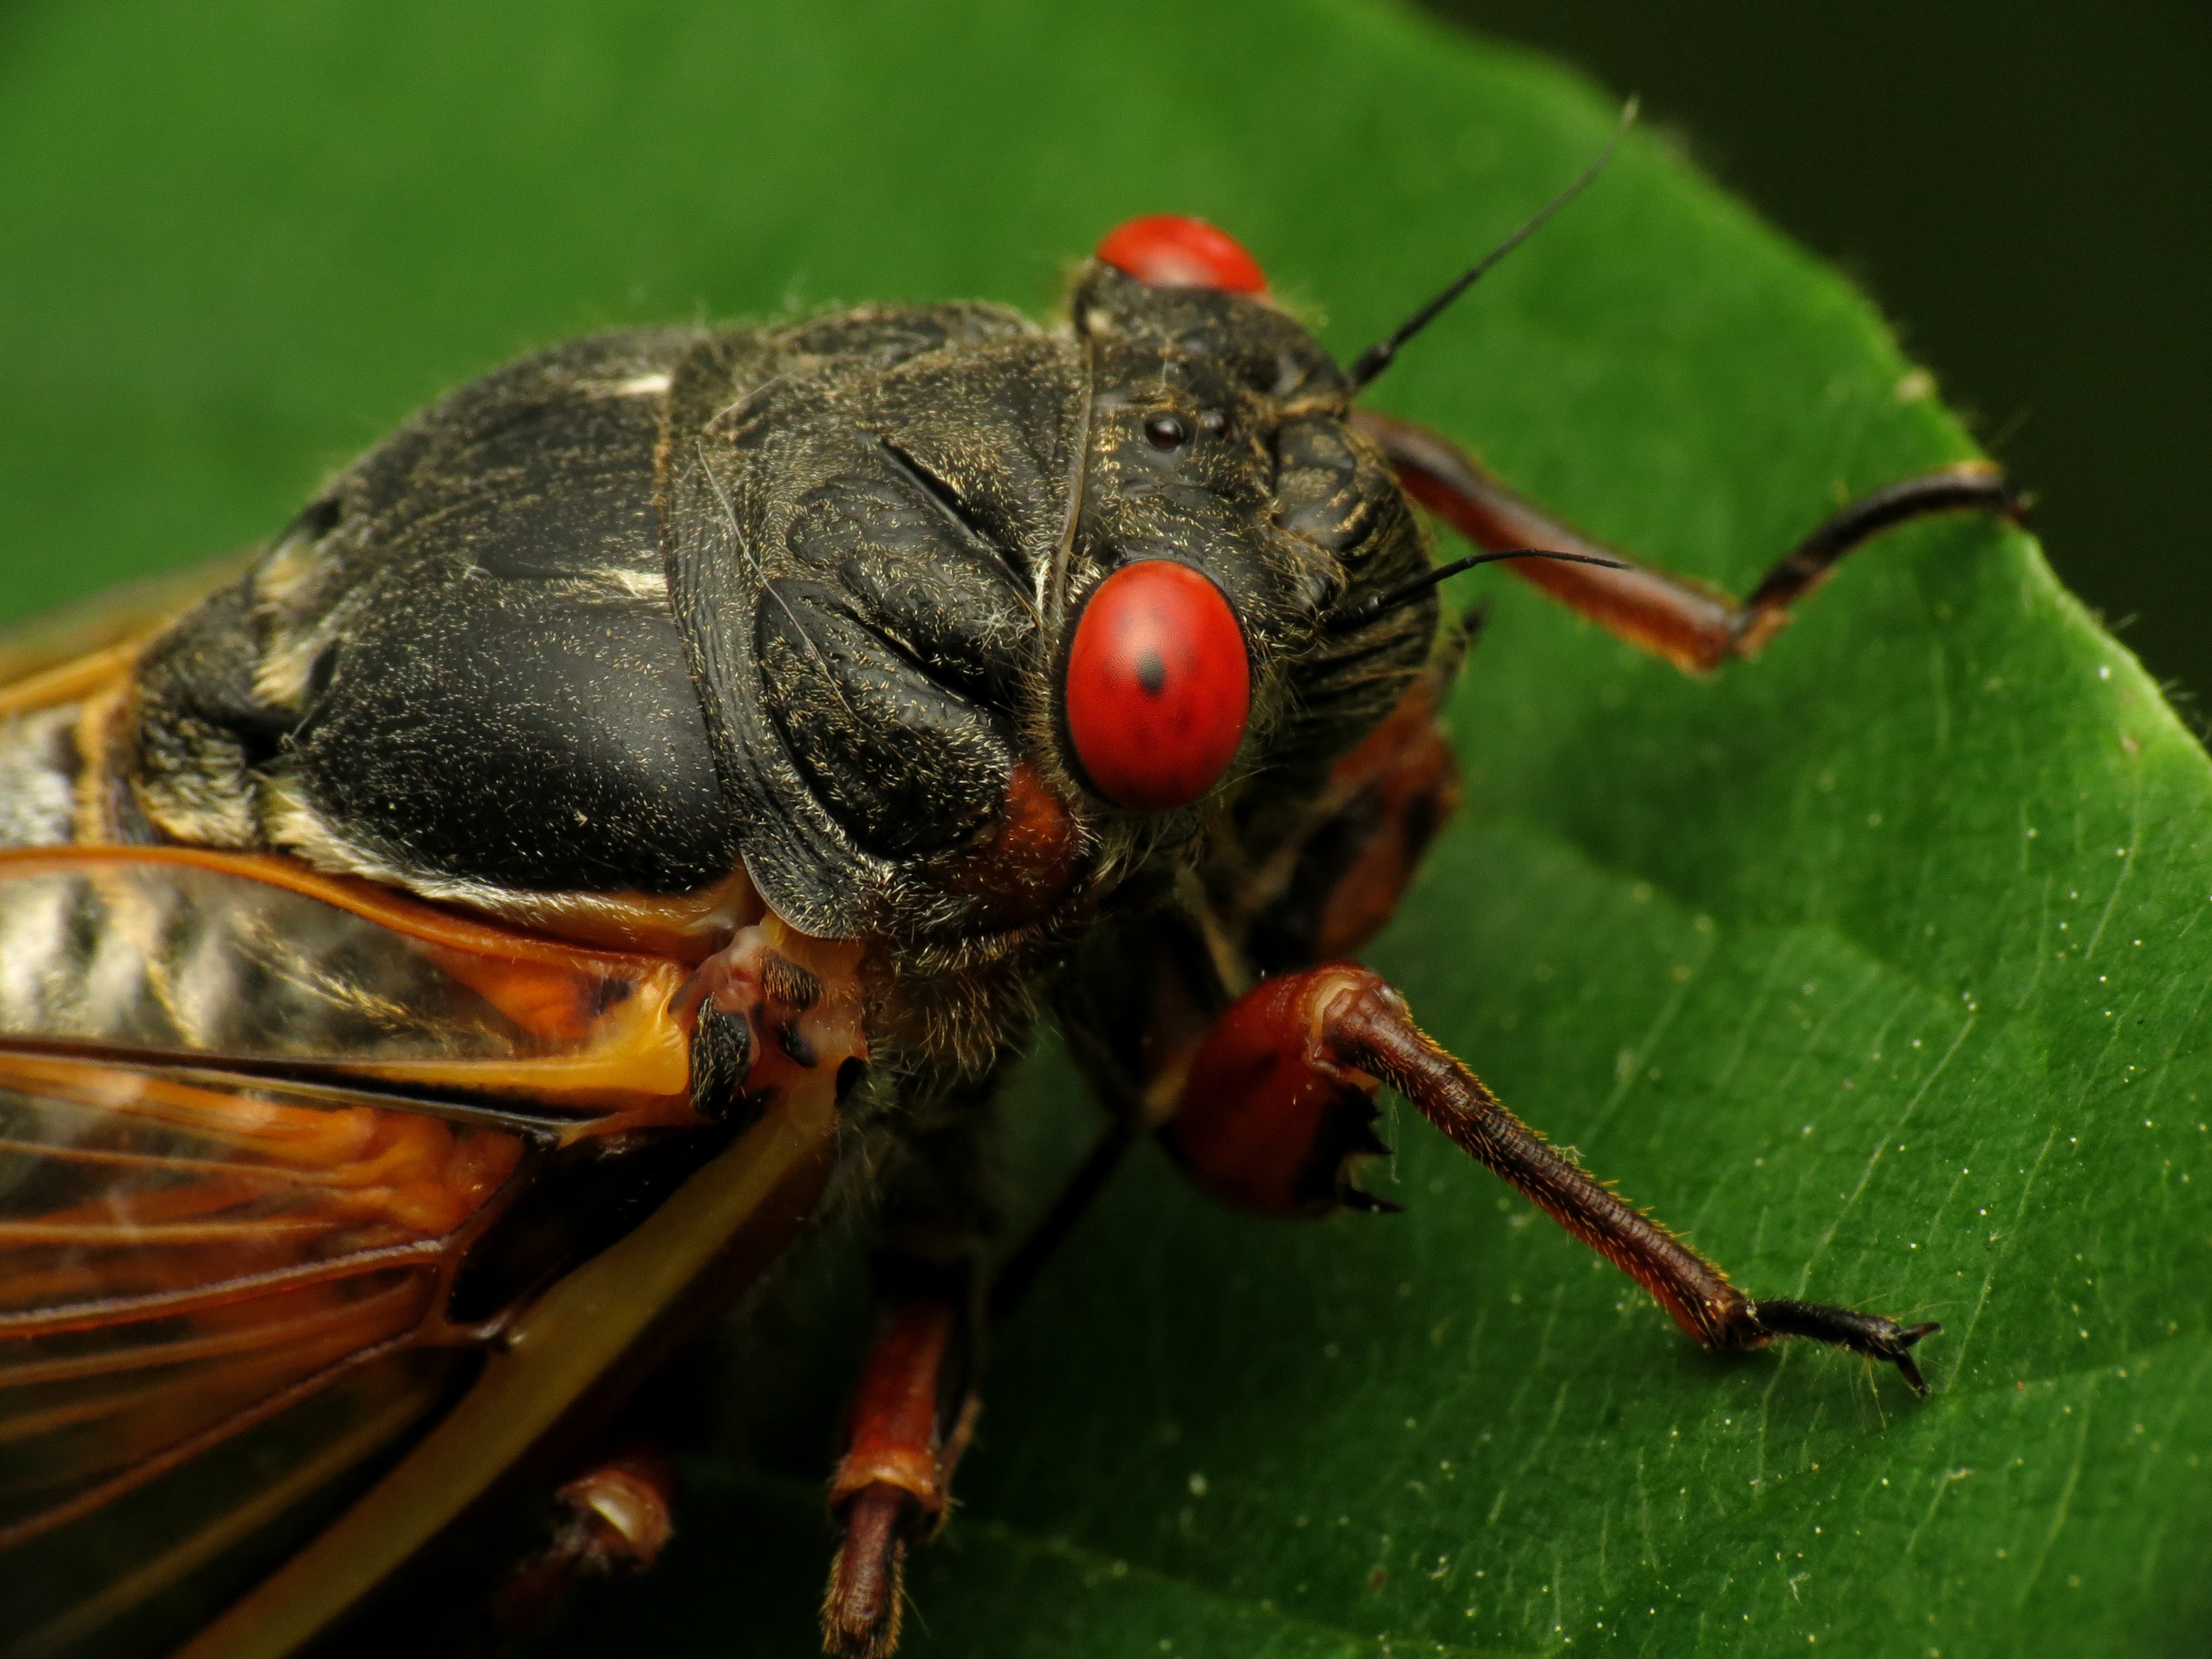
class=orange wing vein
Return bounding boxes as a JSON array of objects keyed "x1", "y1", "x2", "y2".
[{"x1": 0, "y1": 846, "x2": 710, "y2": 1656}]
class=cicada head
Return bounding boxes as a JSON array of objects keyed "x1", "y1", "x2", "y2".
[{"x1": 1056, "y1": 220, "x2": 1438, "y2": 823}]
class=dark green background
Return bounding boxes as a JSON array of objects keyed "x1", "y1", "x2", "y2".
[{"x1": 1439, "y1": 0, "x2": 2212, "y2": 708}]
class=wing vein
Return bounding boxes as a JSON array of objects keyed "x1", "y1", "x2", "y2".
[
  {"x1": 0, "y1": 1279, "x2": 424, "y2": 1391},
  {"x1": 0, "y1": 1237, "x2": 447, "y2": 1338},
  {"x1": 0, "y1": 1329, "x2": 421, "y2": 1552}
]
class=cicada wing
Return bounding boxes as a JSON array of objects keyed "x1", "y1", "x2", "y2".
[
  {"x1": 0, "y1": 1054, "x2": 518, "y2": 1659},
  {"x1": 0, "y1": 846, "x2": 726, "y2": 1658}
]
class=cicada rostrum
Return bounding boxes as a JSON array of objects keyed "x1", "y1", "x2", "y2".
[{"x1": 0, "y1": 157, "x2": 2018, "y2": 1657}]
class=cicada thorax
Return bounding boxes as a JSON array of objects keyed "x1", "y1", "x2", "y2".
[
  {"x1": 653, "y1": 265, "x2": 1441, "y2": 944},
  {"x1": 661, "y1": 304, "x2": 1090, "y2": 949}
]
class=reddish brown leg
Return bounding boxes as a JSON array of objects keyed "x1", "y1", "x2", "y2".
[
  {"x1": 1170, "y1": 966, "x2": 1938, "y2": 1393},
  {"x1": 1163, "y1": 967, "x2": 1398, "y2": 1219},
  {"x1": 823, "y1": 1279, "x2": 978, "y2": 1658},
  {"x1": 1354, "y1": 407, "x2": 2022, "y2": 672},
  {"x1": 486, "y1": 1445, "x2": 679, "y2": 1638}
]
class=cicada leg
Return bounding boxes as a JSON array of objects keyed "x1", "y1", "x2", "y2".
[
  {"x1": 1035, "y1": 662, "x2": 1470, "y2": 1265},
  {"x1": 1170, "y1": 965, "x2": 1938, "y2": 1393},
  {"x1": 1235, "y1": 653, "x2": 1464, "y2": 977},
  {"x1": 487, "y1": 1444, "x2": 679, "y2": 1638},
  {"x1": 823, "y1": 1261, "x2": 979, "y2": 1659},
  {"x1": 1146, "y1": 667, "x2": 1938, "y2": 1389},
  {"x1": 1354, "y1": 408, "x2": 2024, "y2": 672}
]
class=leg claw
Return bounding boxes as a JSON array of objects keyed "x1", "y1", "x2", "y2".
[{"x1": 1752, "y1": 1300, "x2": 1942, "y2": 1396}]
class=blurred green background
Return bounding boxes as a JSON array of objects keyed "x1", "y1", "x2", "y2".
[{"x1": 1439, "y1": 0, "x2": 2212, "y2": 709}]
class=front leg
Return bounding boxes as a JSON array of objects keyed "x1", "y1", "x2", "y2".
[
  {"x1": 1355, "y1": 407, "x2": 2022, "y2": 673},
  {"x1": 1168, "y1": 965, "x2": 1940, "y2": 1393}
]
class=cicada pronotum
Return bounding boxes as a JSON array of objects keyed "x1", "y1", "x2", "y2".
[{"x1": 0, "y1": 152, "x2": 2018, "y2": 1658}]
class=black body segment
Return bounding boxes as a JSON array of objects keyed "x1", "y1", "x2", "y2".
[
  {"x1": 674, "y1": 316, "x2": 1070, "y2": 898},
  {"x1": 133, "y1": 332, "x2": 735, "y2": 896}
]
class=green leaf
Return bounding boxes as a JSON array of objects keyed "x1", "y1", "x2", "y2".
[{"x1": 3, "y1": 2, "x2": 2207, "y2": 1656}]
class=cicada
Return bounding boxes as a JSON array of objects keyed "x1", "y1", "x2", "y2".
[{"x1": 0, "y1": 169, "x2": 2017, "y2": 1657}]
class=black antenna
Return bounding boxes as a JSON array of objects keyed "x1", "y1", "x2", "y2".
[
  {"x1": 1347, "y1": 97, "x2": 1639, "y2": 391},
  {"x1": 1329, "y1": 548, "x2": 1627, "y2": 633}
]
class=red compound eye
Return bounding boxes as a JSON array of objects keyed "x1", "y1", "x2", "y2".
[
  {"x1": 1064, "y1": 561, "x2": 1251, "y2": 812},
  {"x1": 1094, "y1": 214, "x2": 1268, "y2": 294}
]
